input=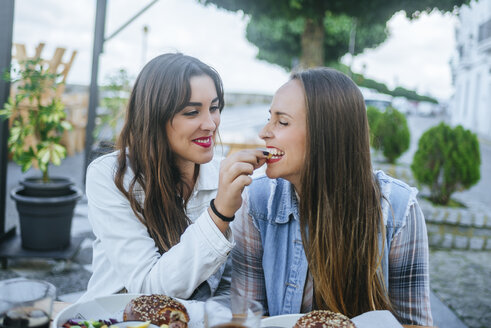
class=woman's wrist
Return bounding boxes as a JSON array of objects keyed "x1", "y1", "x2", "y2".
[
  {"x1": 210, "y1": 198, "x2": 235, "y2": 222},
  {"x1": 207, "y1": 206, "x2": 231, "y2": 235}
]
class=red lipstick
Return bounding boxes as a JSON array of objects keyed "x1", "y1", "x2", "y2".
[
  {"x1": 265, "y1": 147, "x2": 284, "y2": 164},
  {"x1": 192, "y1": 136, "x2": 212, "y2": 148}
]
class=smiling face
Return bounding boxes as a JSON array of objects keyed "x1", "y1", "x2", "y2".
[
  {"x1": 259, "y1": 79, "x2": 307, "y2": 190},
  {"x1": 166, "y1": 74, "x2": 220, "y2": 170}
]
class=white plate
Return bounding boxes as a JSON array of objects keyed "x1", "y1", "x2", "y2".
[
  {"x1": 52, "y1": 294, "x2": 204, "y2": 328},
  {"x1": 261, "y1": 311, "x2": 404, "y2": 328},
  {"x1": 260, "y1": 314, "x2": 302, "y2": 328}
]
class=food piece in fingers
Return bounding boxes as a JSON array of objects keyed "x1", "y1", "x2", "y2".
[
  {"x1": 256, "y1": 147, "x2": 272, "y2": 159},
  {"x1": 293, "y1": 310, "x2": 355, "y2": 328},
  {"x1": 123, "y1": 295, "x2": 189, "y2": 328}
]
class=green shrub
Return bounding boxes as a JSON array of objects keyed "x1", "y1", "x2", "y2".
[
  {"x1": 375, "y1": 106, "x2": 410, "y2": 163},
  {"x1": 411, "y1": 123, "x2": 481, "y2": 205},
  {"x1": 366, "y1": 105, "x2": 382, "y2": 150}
]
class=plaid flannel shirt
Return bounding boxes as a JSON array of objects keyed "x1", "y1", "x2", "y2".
[{"x1": 231, "y1": 174, "x2": 433, "y2": 326}]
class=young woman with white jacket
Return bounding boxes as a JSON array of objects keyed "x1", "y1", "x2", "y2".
[{"x1": 79, "y1": 53, "x2": 266, "y2": 302}]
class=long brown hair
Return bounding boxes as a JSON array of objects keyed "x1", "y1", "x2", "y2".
[
  {"x1": 115, "y1": 53, "x2": 224, "y2": 253},
  {"x1": 293, "y1": 68, "x2": 392, "y2": 317}
]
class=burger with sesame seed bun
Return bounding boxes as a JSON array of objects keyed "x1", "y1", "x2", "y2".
[
  {"x1": 293, "y1": 310, "x2": 355, "y2": 328},
  {"x1": 123, "y1": 295, "x2": 189, "y2": 328}
]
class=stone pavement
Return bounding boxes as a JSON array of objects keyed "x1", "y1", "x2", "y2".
[{"x1": 430, "y1": 249, "x2": 490, "y2": 328}]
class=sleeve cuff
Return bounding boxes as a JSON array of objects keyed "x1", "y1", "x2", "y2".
[{"x1": 195, "y1": 209, "x2": 235, "y2": 259}]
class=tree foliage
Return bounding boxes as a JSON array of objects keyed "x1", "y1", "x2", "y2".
[
  {"x1": 200, "y1": 0, "x2": 467, "y2": 23},
  {"x1": 333, "y1": 63, "x2": 439, "y2": 103},
  {"x1": 411, "y1": 123, "x2": 480, "y2": 205},
  {"x1": 199, "y1": 0, "x2": 470, "y2": 68},
  {"x1": 391, "y1": 86, "x2": 438, "y2": 104},
  {"x1": 245, "y1": 13, "x2": 388, "y2": 70},
  {"x1": 354, "y1": 75, "x2": 438, "y2": 103}
]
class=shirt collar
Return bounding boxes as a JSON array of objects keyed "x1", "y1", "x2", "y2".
[
  {"x1": 194, "y1": 157, "x2": 220, "y2": 192},
  {"x1": 267, "y1": 178, "x2": 300, "y2": 224}
]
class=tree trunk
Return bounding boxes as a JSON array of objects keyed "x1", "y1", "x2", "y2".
[{"x1": 299, "y1": 18, "x2": 324, "y2": 69}]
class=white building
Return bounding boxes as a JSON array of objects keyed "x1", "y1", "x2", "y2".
[{"x1": 450, "y1": 0, "x2": 491, "y2": 139}]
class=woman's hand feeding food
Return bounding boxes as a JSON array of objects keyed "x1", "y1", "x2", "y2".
[{"x1": 209, "y1": 149, "x2": 267, "y2": 231}]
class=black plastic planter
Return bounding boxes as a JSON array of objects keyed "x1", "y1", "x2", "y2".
[
  {"x1": 10, "y1": 179, "x2": 83, "y2": 251},
  {"x1": 20, "y1": 177, "x2": 74, "y2": 197}
]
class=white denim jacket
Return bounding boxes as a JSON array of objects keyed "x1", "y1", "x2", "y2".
[{"x1": 79, "y1": 151, "x2": 234, "y2": 302}]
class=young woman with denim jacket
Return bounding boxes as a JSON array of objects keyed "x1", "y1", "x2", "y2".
[
  {"x1": 231, "y1": 68, "x2": 433, "y2": 327},
  {"x1": 80, "y1": 53, "x2": 266, "y2": 302}
]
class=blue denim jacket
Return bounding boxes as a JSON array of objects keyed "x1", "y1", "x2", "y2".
[{"x1": 247, "y1": 171, "x2": 414, "y2": 316}]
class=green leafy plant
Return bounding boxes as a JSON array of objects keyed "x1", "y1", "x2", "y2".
[
  {"x1": 374, "y1": 106, "x2": 410, "y2": 163},
  {"x1": 0, "y1": 58, "x2": 71, "y2": 182},
  {"x1": 411, "y1": 123, "x2": 480, "y2": 205},
  {"x1": 366, "y1": 105, "x2": 382, "y2": 150},
  {"x1": 94, "y1": 69, "x2": 131, "y2": 144}
]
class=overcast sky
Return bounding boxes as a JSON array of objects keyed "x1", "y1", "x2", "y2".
[{"x1": 12, "y1": 0, "x2": 460, "y2": 100}]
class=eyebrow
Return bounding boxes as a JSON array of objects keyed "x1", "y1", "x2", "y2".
[
  {"x1": 269, "y1": 109, "x2": 293, "y2": 118},
  {"x1": 186, "y1": 97, "x2": 219, "y2": 107}
]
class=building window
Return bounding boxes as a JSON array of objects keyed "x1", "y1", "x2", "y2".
[
  {"x1": 458, "y1": 45, "x2": 464, "y2": 58},
  {"x1": 473, "y1": 73, "x2": 481, "y2": 129},
  {"x1": 478, "y1": 19, "x2": 491, "y2": 43},
  {"x1": 463, "y1": 79, "x2": 470, "y2": 119}
]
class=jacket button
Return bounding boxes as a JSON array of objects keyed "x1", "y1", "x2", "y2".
[{"x1": 285, "y1": 282, "x2": 298, "y2": 288}]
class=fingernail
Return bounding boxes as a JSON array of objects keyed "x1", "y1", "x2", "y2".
[{"x1": 262, "y1": 151, "x2": 269, "y2": 155}]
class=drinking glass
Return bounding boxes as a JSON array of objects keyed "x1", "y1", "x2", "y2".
[
  {"x1": 0, "y1": 278, "x2": 56, "y2": 328},
  {"x1": 204, "y1": 295, "x2": 263, "y2": 328}
]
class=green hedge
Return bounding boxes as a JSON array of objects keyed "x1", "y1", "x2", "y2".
[
  {"x1": 371, "y1": 106, "x2": 410, "y2": 163},
  {"x1": 367, "y1": 105, "x2": 382, "y2": 150},
  {"x1": 411, "y1": 123, "x2": 481, "y2": 205},
  {"x1": 332, "y1": 63, "x2": 439, "y2": 104}
]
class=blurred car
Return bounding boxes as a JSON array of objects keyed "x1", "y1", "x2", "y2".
[
  {"x1": 392, "y1": 96, "x2": 418, "y2": 115},
  {"x1": 417, "y1": 101, "x2": 438, "y2": 116},
  {"x1": 359, "y1": 87, "x2": 393, "y2": 111}
]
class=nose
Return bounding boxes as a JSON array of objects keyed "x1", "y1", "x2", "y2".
[
  {"x1": 259, "y1": 122, "x2": 272, "y2": 140},
  {"x1": 201, "y1": 110, "x2": 218, "y2": 131}
]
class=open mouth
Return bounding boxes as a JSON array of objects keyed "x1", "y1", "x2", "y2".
[
  {"x1": 266, "y1": 147, "x2": 284, "y2": 163},
  {"x1": 192, "y1": 136, "x2": 212, "y2": 148}
]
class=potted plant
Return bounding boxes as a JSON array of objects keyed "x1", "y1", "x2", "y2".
[{"x1": 0, "y1": 58, "x2": 82, "y2": 251}]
